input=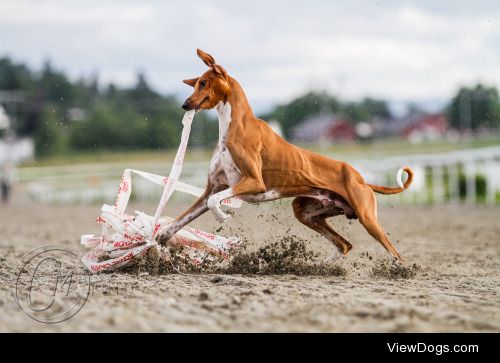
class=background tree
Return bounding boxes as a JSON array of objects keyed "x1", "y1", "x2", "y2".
[
  {"x1": 34, "y1": 105, "x2": 66, "y2": 156},
  {"x1": 448, "y1": 84, "x2": 500, "y2": 130},
  {"x1": 0, "y1": 57, "x2": 34, "y2": 90},
  {"x1": 341, "y1": 98, "x2": 390, "y2": 122},
  {"x1": 5, "y1": 55, "x2": 500, "y2": 159}
]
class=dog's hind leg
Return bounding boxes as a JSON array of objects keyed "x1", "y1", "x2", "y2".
[
  {"x1": 345, "y1": 183, "x2": 404, "y2": 261},
  {"x1": 292, "y1": 197, "x2": 352, "y2": 259}
]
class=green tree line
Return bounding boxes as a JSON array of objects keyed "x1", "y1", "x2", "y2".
[
  {"x1": 0, "y1": 57, "x2": 217, "y2": 156},
  {"x1": 447, "y1": 84, "x2": 500, "y2": 131},
  {"x1": 1, "y1": 56, "x2": 499, "y2": 157},
  {"x1": 261, "y1": 91, "x2": 391, "y2": 138}
]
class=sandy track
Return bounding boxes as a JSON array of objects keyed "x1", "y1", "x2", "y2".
[{"x1": 0, "y1": 191, "x2": 499, "y2": 332}]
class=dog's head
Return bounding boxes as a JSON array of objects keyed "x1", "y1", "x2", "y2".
[{"x1": 182, "y1": 49, "x2": 230, "y2": 111}]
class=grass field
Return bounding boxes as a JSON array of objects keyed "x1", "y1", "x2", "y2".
[{"x1": 22, "y1": 137, "x2": 500, "y2": 168}]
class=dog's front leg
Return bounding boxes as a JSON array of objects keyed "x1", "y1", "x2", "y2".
[
  {"x1": 207, "y1": 143, "x2": 267, "y2": 222},
  {"x1": 207, "y1": 176, "x2": 267, "y2": 222},
  {"x1": 207, "y1": 188, "x2": 235, "y2": 222},
  {"x1": 156, "y1": 187, "x2": 212, "y2": 245}
]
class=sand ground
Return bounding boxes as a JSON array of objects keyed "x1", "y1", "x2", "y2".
[{"x1": 0, "y1": 190, "x2": 499, "y2": 332}]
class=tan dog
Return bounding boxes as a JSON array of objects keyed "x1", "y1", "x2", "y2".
[{"x1": 157, "y1": 49, "x2": 413, "y2": 261}]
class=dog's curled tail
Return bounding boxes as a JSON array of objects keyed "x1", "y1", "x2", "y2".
[{"x1": 367, "y1": 167, "x2": 413, "y2": 195}]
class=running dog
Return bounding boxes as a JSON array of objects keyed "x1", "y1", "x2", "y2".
[{"x1": 157, "y1": 49, "x2": 413, "y2": 261}]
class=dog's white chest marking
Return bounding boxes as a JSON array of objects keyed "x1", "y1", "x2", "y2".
[{"x1": 209, "y1": 102, "x2": 241, "y2": 186}]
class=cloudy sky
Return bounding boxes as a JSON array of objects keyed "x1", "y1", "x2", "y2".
[{"x1": 1, "y1": 0, "x2": 499, "y2": 113}]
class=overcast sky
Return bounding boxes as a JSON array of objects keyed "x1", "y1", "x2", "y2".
[{"x1": 1, "y1": 0, "x2": 499, "y2": 113}]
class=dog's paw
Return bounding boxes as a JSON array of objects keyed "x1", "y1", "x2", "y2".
[
  {"x1": 156, "y1": 233, "x2": 172, "y2": 246},
  {"x1": 213, "y1": 209, "x2": 232, "y2": 223},
  {"x1": 207, "y1": 195, "x2": 219, "y2": 210},
  {"x1": 155, "y1": 222, "x2": 175, "y2": 245}
]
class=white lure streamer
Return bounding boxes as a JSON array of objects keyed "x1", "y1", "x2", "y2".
[{"x1": 81, "y1": 111, "x2": 243, "y2": 273}]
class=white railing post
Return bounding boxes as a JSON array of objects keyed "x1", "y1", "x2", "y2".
[
  {"x1": 485, "y1": 160, "x2": 497, "y2": 205},
  {"x1": 432, "y1": 165, "x2": 445, "y2": 204},
  {"x1": 417, "y1": 164, "x2": 427, "y2": 205},
  {"x1": 448, "y1": 163, "x2": 460, "y2": 203}
]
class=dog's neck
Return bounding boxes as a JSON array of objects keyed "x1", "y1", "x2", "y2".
[
  {"x1": 229, "y1": 77, "x2": 253, "y2": 116},
  {"x1": 216, "y1": 77, "x2": 254, "y2": 123},
  {"x1": 216, "y1": 101, "x2": 232, "y2": 146},
  {"x1": 216, "y1": 77, "x2": 255, "y2": 147}
]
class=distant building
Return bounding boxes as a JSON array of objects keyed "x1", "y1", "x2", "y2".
[
  {"x1": 0, "y1": 105, "x2": 33, "y2": 163},
  {"x1": 291, "y1": 113, "x2": 355, "y2": 143},
  {"x1": 0, "y1": 105, "x2": 10, "y2": 130},
  {"x1": 402, "y1": 113, "x2": 447, "y2": 143},
  {"x1": 355, "y1": 122, "x2": 374, "y2": 139},
  {"x1": 0, "y1": 137, "x2": 34, "y2": 164},
  {"x1": 374, "y1": 111, "x2": 447, "y2": 143}
]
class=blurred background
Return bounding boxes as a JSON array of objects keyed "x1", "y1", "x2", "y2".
[{"x1": 1, "y1": 0, "x2": 500, "y2": 206}]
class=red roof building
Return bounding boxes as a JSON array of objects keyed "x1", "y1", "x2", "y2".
[
  {"x1": 402, "y1": 113, "x2": 447, "y2": 143},
  {"x1": 291, "y1": 114, "x2": 355, "y2": 143}
]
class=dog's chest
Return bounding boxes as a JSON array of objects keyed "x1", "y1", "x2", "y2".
[{"x1": 209, "y1": 102, "x2": 241, "y2": 186}]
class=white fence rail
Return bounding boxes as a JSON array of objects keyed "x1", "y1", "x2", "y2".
[
  {"x1": 347, "y1": 146, "x2": 500, "y2": 205},
  {"x1": 19, "y1": 146, "x2": 500, "y2": 205}
]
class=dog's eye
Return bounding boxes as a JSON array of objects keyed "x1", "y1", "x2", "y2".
[{"x1": 199, "y1": 80, "x2": 206, "y2": 88}]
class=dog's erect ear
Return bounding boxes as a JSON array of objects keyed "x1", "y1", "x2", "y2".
[
  {"x1": 196, "y1": 49, "x2": 228, "y2": 79},
  {"x1": 212, "y1": 64, "x2": 228, "y2": 79},
  {"x1": 183, "y1": 77, "x2": 199, "y2": 87},
  {"x1": 197, "y1": 48, "x2": 216, "y2": 67}
]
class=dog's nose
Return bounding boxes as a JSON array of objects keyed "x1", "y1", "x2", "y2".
[{"x1": 182, "y1": 99, "x2": 191, "y2": 110}]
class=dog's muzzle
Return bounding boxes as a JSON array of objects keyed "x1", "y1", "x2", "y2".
[{"x1": 182, "y1": 99, "x2": 192, "y2": 110}]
